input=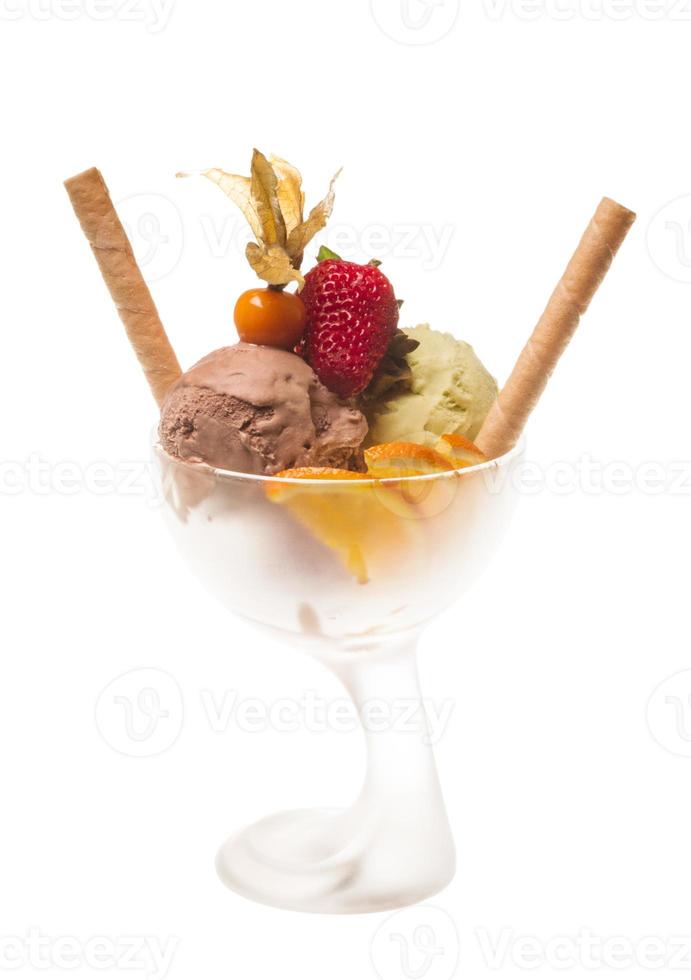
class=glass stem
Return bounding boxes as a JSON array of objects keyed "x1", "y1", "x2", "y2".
[{"x1": 327, "y1": 635, "x2": 455, "y2": 850}]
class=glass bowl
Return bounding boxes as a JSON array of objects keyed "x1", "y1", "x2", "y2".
[{"x1": 154, "y1": 438, "x2": 524, "y2": 913}]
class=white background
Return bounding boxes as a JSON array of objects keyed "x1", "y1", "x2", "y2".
[{"x1": 2, "y1": 1, "x2": 691, "y2": 978}]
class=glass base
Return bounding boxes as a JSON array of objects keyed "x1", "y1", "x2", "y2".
[{"x1": 216, "y1": 805, "x2": 455, "y2": 914}]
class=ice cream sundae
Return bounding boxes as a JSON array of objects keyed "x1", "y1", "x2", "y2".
[{"x1": 64, "y1": 153, "x2": 636, "y2": 914}]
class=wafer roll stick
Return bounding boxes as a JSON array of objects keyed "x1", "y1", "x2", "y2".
[
  {"x1": 64, "y1": 167, "x2": 182, "y2": 406},
  {"x1": 476, "y1": 197, "x2": 636, "y2": 460}
]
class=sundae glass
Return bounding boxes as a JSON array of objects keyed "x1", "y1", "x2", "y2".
[
  {"x1": 65, "y1": 152, "x2": 635, "y2": 913},
  {"x1": 155, "y1": 440, "x2": 523, "y2": 912}
]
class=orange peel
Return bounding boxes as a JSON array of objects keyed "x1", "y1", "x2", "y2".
[
  {"x1": 364, "y1": 442, "x2": 454, "y2": 479},
  {"x1": 434, "y1": 433, "x2": 487, "y2": 469}
]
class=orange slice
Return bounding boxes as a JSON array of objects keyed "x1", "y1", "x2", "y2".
[
  {"x1": 266, "y1": 466, "x2": 415, "y2": 584},
  {"x1": 364, "y1": 442, "x2": 454, "y2": 479},
  {"x1": 365, "y1": 441, "x2": 470, "y2": 517},
  {"x1": 434, "y1": 433, "x2": 487, "y2": 469},
  {"x1": 267, "y1": 467, "x2": 368, "y2": 488}
]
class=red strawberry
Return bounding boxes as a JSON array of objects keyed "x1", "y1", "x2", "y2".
[{"x1": 300, "y1": 252, "x2": 400, "y2": 398}]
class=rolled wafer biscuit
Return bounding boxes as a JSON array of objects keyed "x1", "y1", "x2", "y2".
[
  {"x1": 64, "y1": 167, "x2": 181, "y2": 406},
  {"x1": 476, "y1": 197, "x2": 636, "y2": 460}
]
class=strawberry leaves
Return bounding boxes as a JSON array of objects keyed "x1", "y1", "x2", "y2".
[
  {"x1": 317, "y1": 245, "x2": 342, "y2": 262},
  {"x1": 363, "y1": 330, "x2": 420, "y2": 401}
]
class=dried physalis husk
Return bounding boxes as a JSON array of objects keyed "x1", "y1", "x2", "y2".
[
  {"x1": 178, "y1": 149, "x2": 340, "y2": 289},
  {"x1": 286, "y1": 169, "x2": 340, "y2": 268},
  {"x1": 246, "y1": 242, "x2": 305, "y2": 289},
  {"x1": 249, "y1": 149, "x2": 287, "y2": 248},
  {"x1": 177, "y1": 168, "x2": 262, "y2": 241},
  {"x1": 269, "y1": 155, "x2": 305, "y2": 237}
]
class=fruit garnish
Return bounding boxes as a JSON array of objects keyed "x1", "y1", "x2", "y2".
[
  {"x1": 362, "y1": 329, "x2": 420, "y2": 401},
  {"x1": 234, "y1": 287, "x2": 306, "y2": 349},
  {"x1": 267, "y1": 467, "x2": 368, "y2": 485},
  {"x1": 266, "y1": 466, "x2": 417, "y2": 584},
  {"x1": 178, "y1": 150, "x2": 339, "y2": 290},
  {"x1": 301, "y1": 248, "x2": 400, "y2": 398},
  {"x1": 434, "y1": 433, "x2": 487, "y2": 468},
  {"x1": 364, "y1": 442, "x2": 454, "y2": 478}
]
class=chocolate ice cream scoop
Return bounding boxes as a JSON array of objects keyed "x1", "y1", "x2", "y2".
[{"x1": 159, "y1": 344, "x2": 368, "y2": 475}]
